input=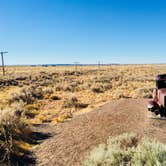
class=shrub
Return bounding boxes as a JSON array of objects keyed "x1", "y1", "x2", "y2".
[
  {"x1": 55, "y1": 85, "x2": 63, "y2": 91},
  {"x1": 63, "y1": 85, "x2": 75, "y2": 92},
  {"x1": 112, "y1": 89, "x2": 127, "y2": 99},
  {"x1": 63, "y1": 96, "x2": 88, "y2": 109},
  {"x1": 94, "y1": 75, "x2": 113, "y2": 83},
  {"x1": 63, "y1": 82, "x2": 80, "y2": 92},
  {"x1": 10, "y1": 89, "x2": 35, "y2": 105},
  {"x1": 24, "y1": 109, "x2": 38, "y2": 119},
  {"x1": 63, "y1": 96, "x2": 79, "y2": 108},
  {"x1": 9, "y1": 86, "x2": 54, "y2": 105},
  {"x1": 133, "y1": 138, "x2": 166, "y2": 166},
  {"x1": 91, "y1": 84, "x2": 104, "y2": 93},
  {"x1": 131, "y1": 87, "x2": 153, "y2": 99},
  {"x1": 84, "y1": 133, "x2": 166, "y2": 166},
  {"x1": 91, "y1": 83, "x2": 112, "y2": 93},
  {"x1": 0, "y1": 108, "x2": 32, "y2": 165},
  {"x1": 42, "y1": 87, "x2": 54, "y2": 95}
]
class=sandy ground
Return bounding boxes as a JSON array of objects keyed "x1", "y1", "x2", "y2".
[{"x1": 32, "y1": 99, "x2": 166, "y2": 166}]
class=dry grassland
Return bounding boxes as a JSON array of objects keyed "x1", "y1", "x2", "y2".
[
  {"x1": 0, "y1": 64, "x2": 165, "y2": 125},
  {"x1": 0, "y1": 64, "x2": 165, "y2": 164}
]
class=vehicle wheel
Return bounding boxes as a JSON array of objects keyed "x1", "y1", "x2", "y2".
[
  {"x1": 154, "y1": 110, "x2": 159, "y2": 115},
  {"x1": 159, "y1": 107, "x2": 165, "y2": 117}
]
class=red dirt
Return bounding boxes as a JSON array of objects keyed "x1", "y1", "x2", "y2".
[{"x1": 33, "y1": 99, "x2": 166, "y2": 166}]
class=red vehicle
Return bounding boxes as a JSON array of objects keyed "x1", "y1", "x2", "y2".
[{"x1": 147, "y1": 74, "x2": 166, "y2": 118}]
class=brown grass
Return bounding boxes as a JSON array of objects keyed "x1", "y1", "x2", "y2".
[
  {"x1": 0, "y1": 64, "x2": 164, "y2": 165},
  {"x1": 0, "y1": 108, "x2": 33, "y2": 165},
  {"x1": 0, "y1": 64, "x2": 165, "y2": 125}
]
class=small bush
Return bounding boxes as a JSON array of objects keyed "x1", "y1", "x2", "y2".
[
  {"x1": 63, "y1": 96, "x2": 78, "y2": 108},
  {"x1": 42, "y1": 87, "x2": 54, "y2": 95},
  {"x1": 84, "y1": 133, "x2": 166, "y2": 166},
  {"x1": 131, "y1": 87, "x2": 153, "y2": 99},
  {"x1": 24, "y1": 109, "x2": 38, "y2": 119},
  {"x1": 112, "y1": 89, "x2": 127, "y2": 99},
  {"x1": 63, "y1": 96, "x2": 88, "y2": 109},
  {"x1": 0, "y1": 108, "x2": 32, "y2": 165},
  {"x1": 10, "y1": 89, "x2": 35, "y2": 105},
  {"x1": 25, "y1": 103, "x2": 41, "y2": 111},
  {"x1": 63, "y1": 85, "x2": 75, "y2": 92},
  {"x1": 55, "y1": 85, "x2": 63, "y2": 91},
  {"x1": 91, "y1": 84, "x2": 104, "y2": 93},
  {"x1": 91, "y1": 83, "x2": 112, "y2": 93},
  {"x1": 9, "y1": 86, "x2": 54, "y2": 105},
  {"x1": 133, "y1": 138, "x2": 166, "y2": 166},
  {"x1": 63, "y1": 82, "x2": 80, "y2": 92}
]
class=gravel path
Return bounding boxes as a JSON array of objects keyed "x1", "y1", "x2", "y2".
[{"x1": 33, "y1": 99, "x2": 166, "y2": 166}]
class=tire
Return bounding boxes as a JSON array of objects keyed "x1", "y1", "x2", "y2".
[{"x1": 159, "y1": 107, "x2": 166, "y2": 117}]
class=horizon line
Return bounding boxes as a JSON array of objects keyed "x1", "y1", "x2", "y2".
[{"x1": 4, "y1": 63, "x2": 166, "y2": 67}]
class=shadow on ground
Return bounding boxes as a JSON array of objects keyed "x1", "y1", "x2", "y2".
[
  {"x1": 1, "y1": 130, "x2": 52, "y2": 166},
  {"x1": 20, "y1": 131, "x2": 52, "y2": 166}
]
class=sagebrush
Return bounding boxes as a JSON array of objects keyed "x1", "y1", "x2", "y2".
[{"x1": 84, "y1": 133, "x2": 166, "y2": 166}]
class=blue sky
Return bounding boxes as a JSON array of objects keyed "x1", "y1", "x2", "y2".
[{"x1": 1, "y1": 0, "x2": 166, "y2": 65}]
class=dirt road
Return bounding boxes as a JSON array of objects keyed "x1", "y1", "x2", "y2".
[{"x1": 33, "y1": 99, "x2": 166, "y2": 166}]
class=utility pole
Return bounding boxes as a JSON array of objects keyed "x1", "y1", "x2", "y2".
[
  {"x1": 0, "y1": 51, "x2": 8, "y2": 76},
  {"x1": 74, "y1": 62, "x2": 79, "y2": 72},
  {"x1": 98, "y1": 61, "x2": 100, "y2": 70}
]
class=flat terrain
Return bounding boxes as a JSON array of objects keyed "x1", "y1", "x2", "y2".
[
  {"x1": 0, "y1": 65, "x2": 166, "y2": 165},
  {"x1": 33, "y1": 99, "x2": 166, "y2": 166},
  {"x1": 0, "y1": 64, "x2": 165, "y2": 125}
]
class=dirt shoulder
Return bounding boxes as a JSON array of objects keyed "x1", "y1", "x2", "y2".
[{"x1": 33, "y1": 99, "x2": 166, "y2": 166}]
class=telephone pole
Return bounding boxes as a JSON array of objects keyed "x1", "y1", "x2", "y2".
[
  {"x1": 0, "y1": 51, "x2": 8, "y2": 76},
  {"x1": 74, "y1": 62, "x2": 79, "y2": 71},
  {"x1": 98, "y1": 61, "x2": 100, "y2": 70}
]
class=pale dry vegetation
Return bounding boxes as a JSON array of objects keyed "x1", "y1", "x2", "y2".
[
  {"x1": 84, "y1": 133, "x2": 166, "y2": 166},
  {"x1": 0, "y1": 64, "x2": 165, "y2": 125},
  {"x1": 0, "y1": 108, "x2": 34, "y2": 165},
  {"x1": 0, "y1": 64, "x2": 165, "y2": 165}
]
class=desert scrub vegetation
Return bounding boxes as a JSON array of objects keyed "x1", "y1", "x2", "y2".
[
  {"x1": 91, "y1": 83, "x2": 112, "y2": 93},
  {"x1": 9, "y1": 86, "x2": 54, "y2": 105},
  {"x1": 0, "y1": 108, "x2": 34, "y2": 165},
  {"x1": 0, "y1": 64, "x2": 166, "y2": 125},
  {"x1": 84, "y1": 133, "x2": 166, "y2": 166},
  {"x1": 62, "y1": 95, "x2": 88, "y2": 109},
  {"x1": 131, "y1": 87, "x2": 153, "y2": 98}
]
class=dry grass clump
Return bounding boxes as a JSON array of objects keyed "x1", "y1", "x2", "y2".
[
  {"x1": 112, "y1": 89, "x2": 128, "y2": 99},
  {"x1": 0, "y1": 108, "x2": 33, "y2": 165},
  {"x1": 84, "y1": 133, "x2": 166, "y2": 166},
  {"x1": 55, "y1": 84, "x2": 63, "y2": 91},
  {"x1": 9, "y1": 87, "x2": 42, "y2": 104},
  {"x1": 91, "y1": 83, "x2": 112, "y2": 93},
  {"x1": 63, "y1": 71, "x2": 83, "y2": 76},
  {"x1": 1, "y1": 65, "x2": 166, "y2": 125},
  {"x1": 63, "y1": 84, "x2": 76, "y2": 92},
  {"x1": 63, "y1": 95, "x2": 88, "y2": 109},
  {"x1": 63, "y1": 81, "x2": 82, "y2": 92},
  {"x1": 42, "y1": 87, "x2": 54, "y2": 95},
  {"x1": 94, "y1": 75, "x2": 116, "y2": 83},
  {"x1": 52, "y1": 112, "x2": 73, "y2": 123},
  {"x1": 0, "y1": 79, "x2": 19, "y2": 87},
  {"x1": 24, "y1": 109, "x2": 39, "y2": 119},
  {"x1": 131, "y1": 87, "x2": 153, "y2": 99},
  {"x1": 9, "y1": 86, "x2": 54, "y2": 105},
  {"x1": 91, "y1": 84, "x2": 104, "y2": 93}
]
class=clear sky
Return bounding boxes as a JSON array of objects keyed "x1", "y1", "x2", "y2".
[{"x1": 1, "y1": 0, "x2": 166, "y2": 65}]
